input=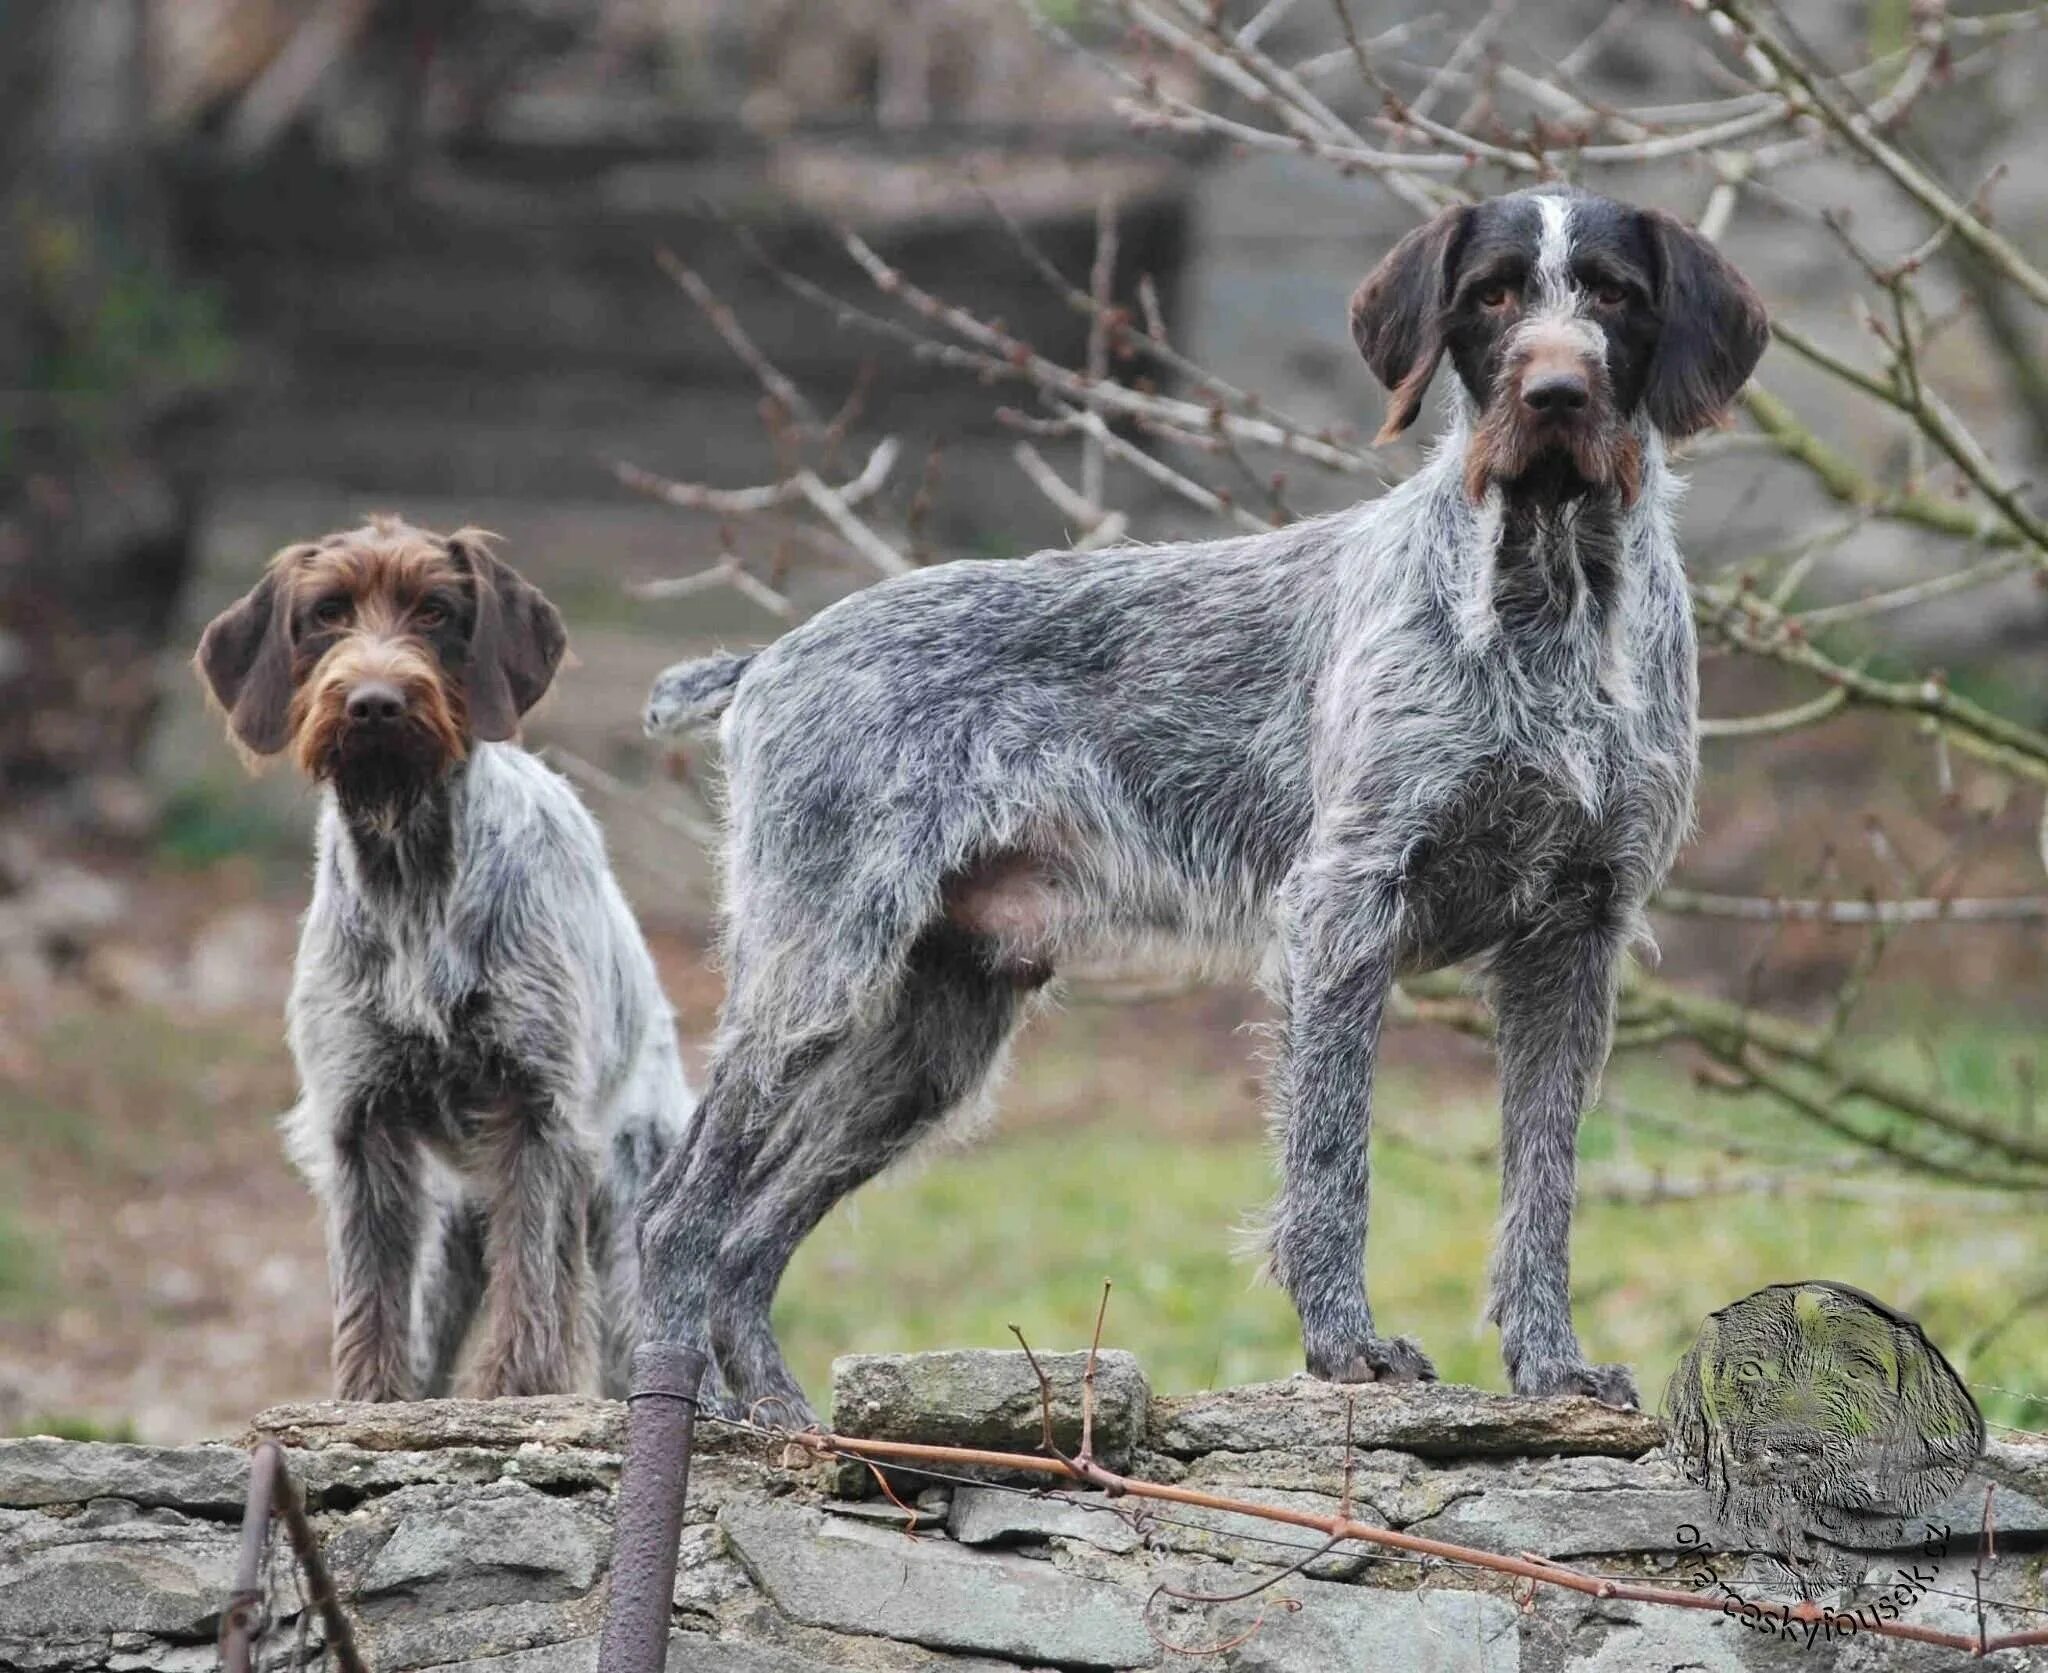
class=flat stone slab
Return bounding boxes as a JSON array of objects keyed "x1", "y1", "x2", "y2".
[
  {"x1": 831, "y1": 1348, "x2": 1150, "y2": 1465},
  {"x1": 344, "y1": 1480, "x2": 611, "y2": 1601},
  {"x1": 947, "y1": 1483, "x2": 1145, "y2": 1553},
  {"x1": 0, "y1": 1437, "x2": 252, "y2": 1514},
  {"x1": 1150, "y1": 1573, "x2": 1520, "y2": 1673},
  {"x1": 1150, "y1": 1376, "x2": 1662, "y2": 1460},
  {"x1": 247, "y1": 1395, "x2": 629, "y2": 1454},
  {"x1": 0, "y1": 1502, "x2": 242, "y2": 1644},
  {"x1": 1980, "y1": 1435, "x2": 2048, "y2": 1503},
  {"x1": 722, "y1": 1496, "x2": 1157, "y2": 1667},
  {"x1": 1409, "y1": 1480, "x2": 1719, "y2": 1559}
]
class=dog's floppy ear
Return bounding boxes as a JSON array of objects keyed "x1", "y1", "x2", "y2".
[
  {"x1": 1641, "y1": 211, "x2": 1770, "y2": 440},
  {"x1": 195, "y1": 560, "x2": 298, "y2": 757},
  {"x1": 1350, "y1": 204, "x2": 1473, "y2": 444},
  {"x1": 454, "y1": 532, "x2": 567, "y2": 742}
]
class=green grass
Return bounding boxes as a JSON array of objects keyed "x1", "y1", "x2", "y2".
[
  {"x1": 0, "y1": 1203, "x2": 40, "y2": 1319},
  {"x1": 778, "y1": 1043, "x2": 2048, "y2": 1435},
  {"x1": 155, "y1": 781, "x2": 302, "y2": 869},
  {"x1": 12, "y1": 1412, "x2": 138, "y2": 1443}
]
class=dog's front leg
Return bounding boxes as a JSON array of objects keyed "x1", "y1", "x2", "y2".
[
  {"x1": 475, "y1": 1097, "x2": 597, "y2": 1397},
  {"x1": 326, "y1": 1113, "x2": 426, "y2": 1403},
  {"x1": 1268, "y1": 866, "x2": 1436, "y2": 1385},
  {"x1": 1487, "y1": 909, "x2": 1637, "y2": 1407}
]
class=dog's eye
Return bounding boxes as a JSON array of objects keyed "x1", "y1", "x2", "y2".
[
  {"x1": 312, "y1": 598, "x2": 352, "y2": 628},
  {"x1": 1478, "y1": 284, "x2": 1516, "y2": 310},
  {"x1": 415, "y1": 601, "x2": 448, "y2": 629},
  {"x1": 1593, "y1": 283, "x2": 1630, "y2": 308}
]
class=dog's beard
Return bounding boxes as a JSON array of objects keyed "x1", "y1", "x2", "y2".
[
  {"x1": 292, "y1": 666, "x2": 468, "y2": 834},
  {"x1": 322, "y1": 727, "x2": 453, "y2": 832},
  {"x1": 1465, "y1": 383, "x2": 1641, "y2": 507}
]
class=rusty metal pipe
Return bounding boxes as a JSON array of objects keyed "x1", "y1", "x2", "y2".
[
  {"x1": 598, "y1": 1342, "x2": 708, "y2": 1673},
  {"x1": 219, "y1": 1438, "x2": 367, "y2": 1673},
  {"x1": 220, "y1": 1441, "x2": 279, "y2": 1673}
]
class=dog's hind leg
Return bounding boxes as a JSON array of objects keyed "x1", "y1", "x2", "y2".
[
  {"x1": 703, "y1": 924, "x2": 1026, "y2": 1427},
  {"x1": 634, "y1": 1040, "x2": 824, "y2": 1403}
]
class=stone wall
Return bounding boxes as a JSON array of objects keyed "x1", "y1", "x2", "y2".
[{"x1": 3, "y1": 1354, "x2": 2044, "y2": 1672}]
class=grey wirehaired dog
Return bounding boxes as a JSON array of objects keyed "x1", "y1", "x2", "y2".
[
  {"x1": 639, "y1": 185, "x2": 1767, "y2": 1420},
  {"x1": 196, "y1": 516, "x2": 694, "y2": 1400}
]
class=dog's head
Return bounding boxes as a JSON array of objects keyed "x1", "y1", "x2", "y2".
[
  {"x1": 1351, "y1": 186, "x2": 1768, "y2": 504},
  {"x1": 195, "y1": 516, "x2": 566, "y2": 826}
]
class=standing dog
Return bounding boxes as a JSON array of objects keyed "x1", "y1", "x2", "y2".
[
  {"x1": 197, "y1": 517, "x2": 693, "y2": 1400},
  {"x1": 640, "y1": 186, "x2": 1767, "y2": 1420}
]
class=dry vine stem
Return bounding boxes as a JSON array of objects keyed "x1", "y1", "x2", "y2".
[
  {"x1": 786, "y1": 1308, "x2": 2047, "y2": 1659},
  {"x1": 786, "y1": 1400, "x2": 2048, "y2": 1654}
]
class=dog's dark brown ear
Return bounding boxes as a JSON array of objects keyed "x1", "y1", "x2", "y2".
[
  {"x1": 1350, "y1": 205, "x2": 1473, "y2": 444},
  {"x1": 456, "y1": 533, "x2": 567, "y2": 743},
  {"x1": 1642, "y1": 211, "x2": 1769, "y2": 440},
  {"x1": 196, "y1": 564, "x2": 297, "y2": 757}
]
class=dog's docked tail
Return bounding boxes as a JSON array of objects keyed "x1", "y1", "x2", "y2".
[{"x1": 644, "y1": 650, "x2": 755, "y2": 736}]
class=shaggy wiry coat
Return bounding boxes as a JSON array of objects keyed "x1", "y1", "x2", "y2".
[
  {"x1": 639, "y1": 186, "x2": 1768, "y2": 1422},
  {"x1": 197, "y1": 520, "x2": 693, "y2": 1400},
  {"x1": 284, "y1": 741, "x2": 692, "y2": 1398}
]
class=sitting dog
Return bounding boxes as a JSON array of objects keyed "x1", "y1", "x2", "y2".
[
  {"x1": 636, "y1": 185, "x2": 1768, "y2": 1423},
  {"x1": 197, "y1": 516, "x2": 693, "y2": 1400}
]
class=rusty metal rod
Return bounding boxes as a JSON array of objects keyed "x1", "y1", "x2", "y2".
[
  {"x1": 219, "y1": 1441, "x2": 279, "y2": 1673},
  {"x1": 219, "y1": 1438, "x2": 367, "y2": 1673},
  {"x1": 598, "y1": 1342, "x2": 709, "y2": 1673}
]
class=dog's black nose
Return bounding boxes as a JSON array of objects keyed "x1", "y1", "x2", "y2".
[
  {"x1": 346, "y1": 682, "x2": 407, "y2": 725},
  {"x1": 1523, "y1": 372, "x2": 1590, "y2": 415}
]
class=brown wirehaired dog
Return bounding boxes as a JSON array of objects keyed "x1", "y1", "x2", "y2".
[{"x1": 197, "y1": 518, "x2": 693, "y2": 1400}]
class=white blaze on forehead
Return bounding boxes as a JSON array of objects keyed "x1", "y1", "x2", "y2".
[
  {"x1": 1532, "y1": 194, "x2": 1578, "y2": 314},
  {"x1": 1513, "y1": 193, "x2": 1606, "y2": 367}
]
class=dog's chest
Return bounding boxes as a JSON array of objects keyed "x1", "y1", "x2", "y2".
[{"x1": 1394, "y1": 772, "x2": 1603, "y2": 957}]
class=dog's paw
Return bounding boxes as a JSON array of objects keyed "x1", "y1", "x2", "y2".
[
  {"x1": 1514, "y1": 1357, "x2": 1640, "y2": 1408},
  {"x1": 1306, "y1": 1333, "x2": 1438, "y2": 1385}
]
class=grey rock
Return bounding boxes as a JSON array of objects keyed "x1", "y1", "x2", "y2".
[
  {"x1": 1150, "y1": 1573, "x2": 1520, "y2": 1673},
  {"x1": 340, "y1": 1480, "x2": 610, "y2": 1604},
  {"x1": 831, "y1": 1349, "x2": 1149, "y2": 1466},
  {"x1": 289, "y1": 1442, "x2": 623, "y2": 1504},
  {"x1": 353, "y1": 1599, "x2": 599, "y2": 1671},
  {"x1": 947, "y1": 1484, "x2": 1144, "y2": 1553},
  {"x1": 0, "y1": 1438, "x2": 252, "y2": 1514},
  {"x1": 1410, "y1": 1481, "x2": 1719, "y2": 1559},
  {"x1": 721, "y1": 1496, "x2": 1155, "y2": 1666},
  {"x1": 1125, "y1": 1488, "x2": 1384, "y2": 1578},
  {"x1": 1150, "y1": 1376, "x2": 1662, "y2": 1461},
  {"x1": 673, "y1": 1520, "x2": 756, "y2": 1614},
  {"x1": 0, "y1": 1503, "x2": 240, "y2": 1642},
  {"x1": 110, "y1": 1647, "x2": 219, "y2": 1673},
  {"x1": 1528, "y1": 1596, "x2": 1765, "y2": 1673},
  {"x1": 419, "y1": 1641, "x2": 608, "y2": 1673},
  {"x1": 423, "y1": 1631, "x2": 1024, "y2": 1673},
  {"x1": 824, "y1": 1498, "x2": 943, "y2": 1532},
  {"x1": 1974, "y1": 1441, "x2": 2048, "y2": 1522},
  {"x1": 247, "y1": 1395, "x2": 766, "y2": 1461},
  {"x1": 248, "y1": 1395, "x2": 627, "y2": 1454}
]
